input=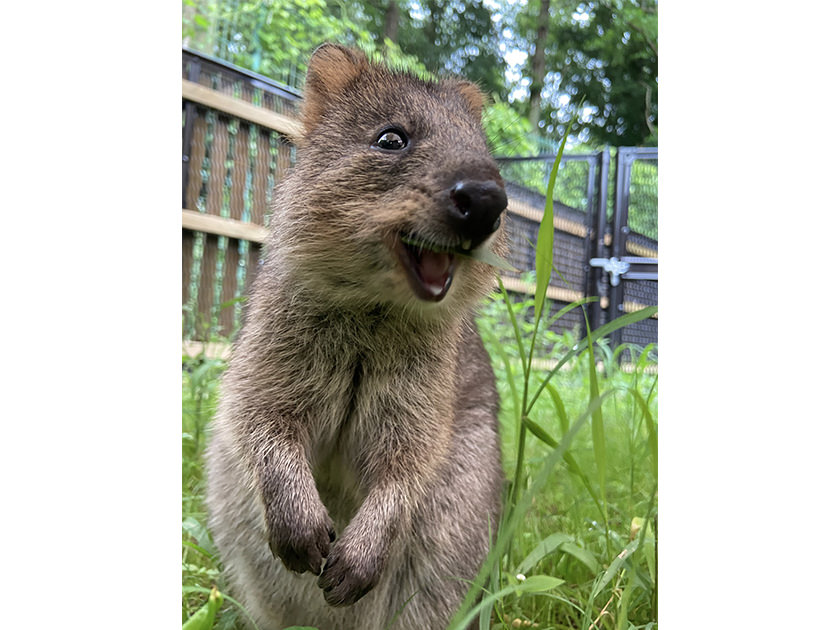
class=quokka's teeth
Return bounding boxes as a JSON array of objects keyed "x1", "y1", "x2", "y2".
[{"x1": 461, "y1": 239, "x2": 472, "y2": 251}]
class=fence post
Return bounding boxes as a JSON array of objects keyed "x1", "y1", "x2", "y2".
[
  {"x1": 608, "y1": 147, "x2": 634, "y2": 347},
  {"x1": 584, "y1": 148, "x2": 611, "y2": 334},
  {"x1": 182, "y1": 56, "x2": 201, "y2": 210}
]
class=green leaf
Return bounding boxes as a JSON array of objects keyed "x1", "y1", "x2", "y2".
[
  {"x1": 557, "y1": 542, "x2": 600, "y2": 575},
  {"x1": 516, "y1": 532, "x2": 574, "y2": 574},
  {"x1": 518, "y1": 575, "x2": 564, "y2": 593},
  {"x1": 464, "y1": 247, "x2": 518, "y2": 272},
  {"x1": 545, "y1": 382, "x2": 569, "y2": 435},
  {"x1": 591, "y1": 539, "x2": 640, "y2": 599},
  {"x1": 400, "y1": 235, "x2": 516, "y2": 271},
  {"x1": 585, "y1": 323, "x2": 608, "y2": 513},
  {"x1": 182, "y1": 540, "x2": 214, "y2": 560},
  {"x1": 515, "y1": 531, "x2": 601, "y2": 578},
  {"x1": 182, "y1": 586, "x2": 222, "y2": 630},
  {"x1": 183, "y1": 517, "x2": 214, "y2": 556},
  {"x1": 522, "y1": 416, "x2": 558, "y2": 449}
]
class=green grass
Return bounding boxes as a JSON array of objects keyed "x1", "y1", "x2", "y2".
[
  {"x1": 182, "y1": 293, "x2": 658, "y2": 629},
  {"x1": 182, "y1": 351, "x2": 248, "y2": 630},
  {"x1": 469, "y1": 289, "x2": 658, "y2": 630}
]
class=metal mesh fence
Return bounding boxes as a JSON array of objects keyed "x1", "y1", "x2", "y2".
[
  {"x1": 497, "y1": 156, "x2": 592, "y2": 216},
  {"x1": 629, "y1": 157, "x2": 658, "y2": 241}
]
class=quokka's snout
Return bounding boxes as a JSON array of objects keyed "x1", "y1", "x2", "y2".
[{"x1": 448, "y1": 179, "x2": 508, "y2": 247}]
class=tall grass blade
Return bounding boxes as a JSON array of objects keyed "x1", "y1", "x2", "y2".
[
  {"x1": 526, "y1": 306, "x2": 658, "y2": 415},
  {"x1": 624, "y1": 388, "x2": 658, "y2": 479},
  {"x1": 505, "y1": 111, "x2": 577, "y2": 521},
  {"x1": 583, "y1": 313, "x2": 609, "y2": 545},
  {"x1": 544, "y1": 381, "x2": 608, "y2": 523},
  {"x1": 449, "y1": 389, "x2": 622, "y2": 630},
  {"x1": 533, "y1": 106, "x2": 576, "y2": 327},
  {"x1": 545, "y1": 383, "x2": 569, "y2": 435},
  {"x1": 591, "y1": 539, "x2": 639, "y2": 601},
  {"x1": 496, "y1": 277, "x2": 528, "y2": 373}
]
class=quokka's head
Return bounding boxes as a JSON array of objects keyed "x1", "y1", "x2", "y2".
[{"x1": 277, "y1": 43, "x2": 508, "y2": 317}]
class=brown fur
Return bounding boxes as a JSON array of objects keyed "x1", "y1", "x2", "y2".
[{"x1": 206, "y1": 44, "x2": 507, "y2": 630}]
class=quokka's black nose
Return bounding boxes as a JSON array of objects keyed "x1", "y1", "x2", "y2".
[{"x1": 448, "y1": 180, "x2": 507, "y2": 247}]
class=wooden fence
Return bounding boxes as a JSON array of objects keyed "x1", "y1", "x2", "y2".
[{"x1": 182, "y1": 49, "x2": 301, "y2": 340}]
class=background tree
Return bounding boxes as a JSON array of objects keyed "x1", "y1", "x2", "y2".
[
  {"x1": 367, "y1": 0, "x2": 508, "y2": 96},
  {"x1": 516, "y1": 0, "x2": 657, "y2": 146},
  {"x1": 527, "y1": 0, "x2": 550, "y2": 130},
  {"x1": 182, "y1": 0, "x2": 378, "y2": 86}
]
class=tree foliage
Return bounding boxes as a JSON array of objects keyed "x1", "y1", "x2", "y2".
[
  {"x1": 182, "y1": 0, "x2": 658, "y2": 149},
  {"x1": 393, "y1": 0, "x2": 507, "y2": 96},
  {"x1": 516, "y1": 0, "x2": 658, "y2": 146},
  {"x1": 182, "y1": 0, "x2": 377, "y2": 87}
]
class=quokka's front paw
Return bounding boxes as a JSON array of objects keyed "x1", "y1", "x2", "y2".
[
  {"x1": 317, "y1": 536, "x2": 384, "y2": 607},
  {"x1": 266, "y1": 501, "x2": 335, "y2": 576}
]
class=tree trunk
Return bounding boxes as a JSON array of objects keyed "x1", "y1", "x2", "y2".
[
  {"x1": 384, "y1": 0, "x2": 399, "y2": 44},
  {"x1": 528, "y1": 0, "x2": 551, "y2": 131}
]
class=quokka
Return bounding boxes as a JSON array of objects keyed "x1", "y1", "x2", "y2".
[{"x1": 206, "y1": 43, "x2": 508, "y2": 630}]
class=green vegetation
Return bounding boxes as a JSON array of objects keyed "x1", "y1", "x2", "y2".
[
  {"x1": 182, "y1": 0, "x2": 658, "y2": 149},
  {"x1": 182, "y1": 296, "x2": 658, "y2": 629}
]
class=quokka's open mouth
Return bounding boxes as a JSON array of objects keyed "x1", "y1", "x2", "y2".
[
  {"x1": 395, "y1": 233, "x2": 515, "y2": 302},
  {"x1": 396, "y1": 236, "x2": 459, "y2": 302}
]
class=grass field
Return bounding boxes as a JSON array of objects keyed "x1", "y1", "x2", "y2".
[{"x1": 182, "y1": 286, "x2": 658, "y2": 630}]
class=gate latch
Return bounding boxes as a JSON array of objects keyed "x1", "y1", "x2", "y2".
[{"x1": 589, "y1": 257, "x2": 630, "y2": 287}]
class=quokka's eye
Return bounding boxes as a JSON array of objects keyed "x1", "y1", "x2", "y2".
[{"x1": 374, "y1": 128, "x2": 408, "y2": 151}]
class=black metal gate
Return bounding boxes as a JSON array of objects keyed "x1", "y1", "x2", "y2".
[
  {"x1": 587, "y1": 147, "x2": 658, "y2": 349},
  {"x1": 497, "y1": 146, "x2": 658, "y2": 350}
]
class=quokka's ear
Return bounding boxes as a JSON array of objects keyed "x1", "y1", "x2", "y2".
[
  {"x1": 451, "y1": 80, "x2": 486, "y2": 121},
  {"x1": 302, "y1": 44, "x2": 369, "y2": 133}
]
